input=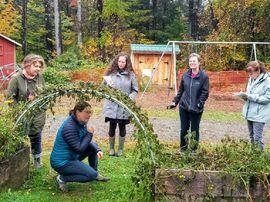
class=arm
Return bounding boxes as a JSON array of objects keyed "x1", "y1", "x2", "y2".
[
  {"x1": 86, "y1": 129, "x2": 102, "y2": 153},
  {"x1": 6, "y1": 77, "x2": 18, "y2": 103},
  {"x1": 197, "y1": 76, "x2": 209, "y2": 108},
  {"x1": 89, "y1": 140, "x2": 102, "y2": 153},
  {"x1": 247, "y1": 87, "x2": 270, "y2": 105},
  {"x1": 129, "y1": 73, "x2": 138, "y2": 100},
  {"x1": 173, "y1": 78, "x2": 184, "y2": 105},
  {"x1": 62, "y1": 125, "x2": 91, "y2": 155}
]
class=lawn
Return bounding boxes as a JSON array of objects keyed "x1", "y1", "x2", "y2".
[
  {"x1": 144, "y1": 108, "x2": 243, "y2": 122},
  {"x1": 0, "y1": 142, "x2": 139, "y2": 202}
]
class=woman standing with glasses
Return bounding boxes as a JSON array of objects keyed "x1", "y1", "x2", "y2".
[{"x1": 236, "y1": 61, "x2": 270, "y2": 150}]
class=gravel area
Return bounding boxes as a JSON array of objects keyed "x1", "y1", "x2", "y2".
[
  {"x1": 42, "y1": 90, "x2": 270, "y2": 145},
  {"x1": 43, "y1": 113, "x2": 270, "y2": 144}
]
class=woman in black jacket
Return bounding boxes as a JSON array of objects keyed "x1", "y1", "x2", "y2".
[{"x1": 169, "y1": 53, "x2": 209, "y2": 151}]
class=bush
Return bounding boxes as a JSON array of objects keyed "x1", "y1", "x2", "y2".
[
  {"x1": 0, "y1": 104, "x2": 26, "y2": 161},
  {"x1": 49, "y1": 46, "x2": 107, "y2": 71},
  {"x1": 49, "y1": 51, "x2": 83, "y2": 71},
  {"x1": 43, "y1": 67, "x2": 70, "y2": 85}
]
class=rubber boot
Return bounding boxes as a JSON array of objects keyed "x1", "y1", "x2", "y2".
[
  {"x1": 117, "y1": 136, "x2": 125, "y2": 157},
  {"x1": 109, "y1": 136, "x2": 115, "y2": 156},
  {"x1": 33, "y1": 154, "x2": 42, "y2": 169}
]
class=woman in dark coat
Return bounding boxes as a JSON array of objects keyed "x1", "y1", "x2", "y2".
[
  {"x1": 169, "y1": 53, "x2": 209, "y2": 151},
  {"x1": 7, "y1": 54, "x2": 46, "y2": 168}
]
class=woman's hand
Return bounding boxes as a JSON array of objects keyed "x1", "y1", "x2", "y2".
[
  {"x1": 97, "y1": 151, "x2": 103, "y2": 159},
  {"x1": 167, "y1": 102, "x2": 176, "y2": 109},
  {"x1": 88, "y1": 126, "x2": 94, "y2": 134}
]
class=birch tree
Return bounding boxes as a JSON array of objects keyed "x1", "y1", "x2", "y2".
[{"x1": 54, "y1": 0, "x2": 62, "y2": 55}]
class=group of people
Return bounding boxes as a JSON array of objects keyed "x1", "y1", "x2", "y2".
[{"x1": 6, "y1": 51, "x2": 270, "y2": 192}]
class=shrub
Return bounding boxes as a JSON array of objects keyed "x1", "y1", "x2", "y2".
[
  {"x1": 49, "y1": 49, "x2": 83, "y2": 71},
  {"x1": 0, "y1": 104, "x2": 26, "y2": 161},
  {"x1": 43, "y1": 67, "x2": 70, "y2": 85}
]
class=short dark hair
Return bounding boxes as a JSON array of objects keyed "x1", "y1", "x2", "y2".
[
  {"x1": 69, "y1": 101, "x2": 92, "y2": 115},
  {"x1": 246, "y1": 60, "x2": 266, "y2": 73}
]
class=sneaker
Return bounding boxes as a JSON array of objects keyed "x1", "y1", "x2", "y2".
[
  {"x1": 55, "y1": 175, "x2": 68, "y2": 192},
  {"x1": 95, "y1": 174, "x2": 109, "y2": 182}
]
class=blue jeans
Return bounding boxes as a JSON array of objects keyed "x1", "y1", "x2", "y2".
[
  {"x1": 29, "y1": 133, "x2": 42, "y2": 157},
  {"x1": 247, "y1": 120, "x2": 265, "y2": 150},
  {"x1": 179, "y1": 107, "x2": 202, "y2": 151},
  {"x1": 55, "y1": 148, "x2": 98, "y2": 183}
]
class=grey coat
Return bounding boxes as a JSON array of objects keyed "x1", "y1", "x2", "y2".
[
  {"x1": 103, "y1": 71, "x2": 138, "y2": 120},
  {"x1": 243, "y1": 73, "x2": 270, "y2": 123}
]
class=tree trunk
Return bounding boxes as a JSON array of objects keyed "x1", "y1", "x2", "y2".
[
  {"x1": 208, "y1": 0, "x2": 218, "y2": 31},
  {"x1": 152, "y1": 0, "x2": 157, "y2": 31},
  {"x1": 22, "y1": 0, "x2": 28, "y2": 56},
  {"x1": 54, "y1": 0, "x2": 62, "y2": 55},
  {"x1": 44, "y1": 0, "x2": 54, "y2": 57},
  {"x1": 97, "y1": 0, "x2": 105, "y2": 60},
  {"x1": 77, "y1": 0, "x2": 82, "y2": 46},
  {"x1": 188, "y1": 0, "x2": 198, "y2": 40}
]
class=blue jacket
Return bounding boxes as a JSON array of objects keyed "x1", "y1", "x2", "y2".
[
  {"x1": 50, "y1": 114, "x2": 101, "y2": 169},
  {"x1": 173, "y1": 69, "x2": 209, "y2": 113},
  {"x1": 243, "y1": 73, "x2": 270, "y2": 123}
]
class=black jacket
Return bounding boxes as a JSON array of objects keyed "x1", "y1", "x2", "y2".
[{"x1": 173, "y1": 69, "x2": 209, "y2": 113}]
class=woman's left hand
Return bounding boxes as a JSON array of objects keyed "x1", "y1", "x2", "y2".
[{"x1": 97, "y1": 151, "x2": 103, "y2": 159}]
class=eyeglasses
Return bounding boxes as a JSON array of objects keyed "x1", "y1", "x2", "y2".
[
  {"x1": 246, "y1": 68, "x2": 256, "y2": 74},
  {"x1": 82, "y1": 109, "x2": 93, "y2": 114}
]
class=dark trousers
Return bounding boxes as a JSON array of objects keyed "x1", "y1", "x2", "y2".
[
  {"x1": 29, "y1": 133, "x2": 42, "y2": 157},
  {"x1": 109, "y1": 122, "x2": 126, "y2": 137},
  {"x1": 179, "y1": 107, "x2": 202, "y2": 151},
  {"x1": 55, "y1": 145, "x2": 98, "y2": 183}
]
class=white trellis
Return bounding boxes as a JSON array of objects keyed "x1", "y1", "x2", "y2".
[{"x1": 141, "y1": 40, "x2": 270, "y2": 98}]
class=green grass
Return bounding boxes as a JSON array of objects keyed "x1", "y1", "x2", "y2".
[
  {"x1": 0, "y1": 145, "x2": 138, "y2": 202},
  {"x1": 143, "y1": 108, "x2": 243, "y2": 122}
]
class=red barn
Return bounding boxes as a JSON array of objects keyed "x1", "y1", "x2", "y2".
[{"x1": 0, "y1": 34, "x2": 21, "y2": 89}]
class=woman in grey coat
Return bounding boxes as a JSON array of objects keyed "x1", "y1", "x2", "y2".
[
  {"x1": 103, "y1": 53, "x2": 138, "y2": 156},
  {"x1": 237, "y1": 61, "x2": 270, "y2": 150}
]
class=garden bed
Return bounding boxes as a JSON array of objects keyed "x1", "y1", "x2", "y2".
[
  {"x1": 155, "y1": 169, "x2": 268, "y2": 201},
  {"x1": 155, "y1": 137, "x2": 270, "y2": 201},
  {"x1": 0, "y1": 147, "x2": 30, "y2": 189}
]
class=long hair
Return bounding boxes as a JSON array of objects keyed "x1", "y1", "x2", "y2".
[
  {"x1": 22, "y1": 54, "x2": 46, "y2": 70},
  {"x1": 246, "y1": 60, "x2": 266, "y2": 74},
  {"x1": 105, "y1": 52, "x2": 134, "y2": 76},
  {"x1": 69, "y1": 101, "x2": 92, "y2": 116}
]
